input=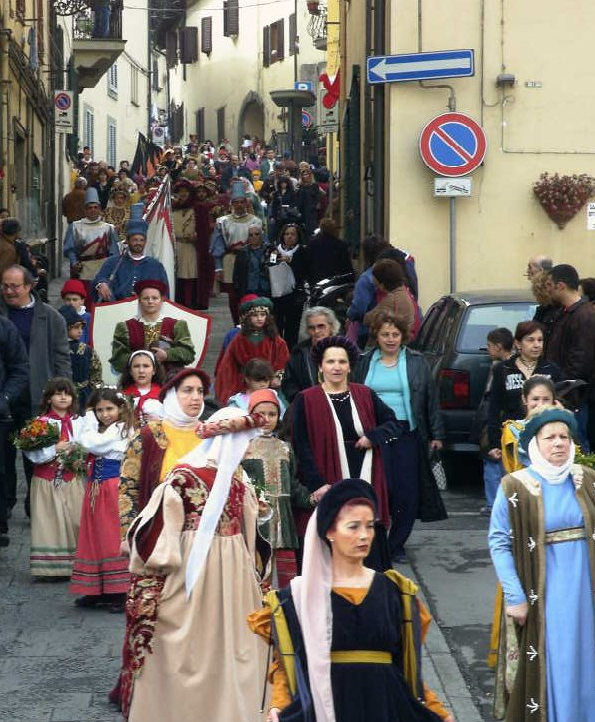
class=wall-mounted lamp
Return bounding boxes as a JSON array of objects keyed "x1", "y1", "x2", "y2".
[{"x1": 496, "y1": 73, "x2": 516, "y2": 88}]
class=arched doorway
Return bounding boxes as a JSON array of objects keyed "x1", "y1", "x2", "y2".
[{"x1": 238, "y1": 92, "x2": 265, "y2": 149}]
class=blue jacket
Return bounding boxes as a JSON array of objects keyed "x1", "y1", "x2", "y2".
[
  {"x1": 0, "y1": 316, "x2": 29, "y2": 417},
  {"x1": 92, "y1": 254, "x2": 169, "y2": 301}
]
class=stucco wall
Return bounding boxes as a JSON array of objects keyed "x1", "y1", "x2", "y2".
[{"x1": 377, "y1": 0, "x2": 595, "y2": 310}]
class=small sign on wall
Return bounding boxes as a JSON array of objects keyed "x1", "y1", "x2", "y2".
[{"x1": 587, "y1": 202, "x2": 595, "y2": 230}]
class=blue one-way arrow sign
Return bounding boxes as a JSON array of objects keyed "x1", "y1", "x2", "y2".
[{"x1": 367, "y1": 49, "x2": 474, "y2": 85}]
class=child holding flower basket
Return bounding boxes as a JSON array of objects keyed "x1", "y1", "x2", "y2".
[
  {"x1": 18, "y1": 378, "x2": 87, "y2": 577},
  {"x1": 70, "y1": 388, "x2": 135, "y2": 612}
]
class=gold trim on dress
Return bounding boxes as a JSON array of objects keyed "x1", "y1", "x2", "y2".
[
  {"x1": 330, "y1": 650, "x2": 392, "y2": 664},
  {"x1": 544, "y1": 526, "x2": 585, "y2": 544}
]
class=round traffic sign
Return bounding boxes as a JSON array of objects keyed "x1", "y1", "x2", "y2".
[
  {"x1": 54, "y1": 92, "x2": 72, "y2": 111},
  {"x1": 419, "y1": 112, "x2": 487, "y2": 177},
  {"x1": 302, "y1": 110, "x2": 313, "y2": 129}
]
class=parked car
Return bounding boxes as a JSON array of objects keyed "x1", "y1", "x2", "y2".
[{"x1": 411, "y1": 290, "x2": 537, "y2": 459}]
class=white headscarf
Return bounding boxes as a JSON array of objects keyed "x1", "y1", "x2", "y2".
[
  {"x1": 289, "y1": 511, "x2": 336, "y2": 722},
  {"x1": 528, "y1": 436, "x2": 576, "y2": 485},
  {"x1": 183, "y1": 407, "x2": 260, "y2": 597},
  {"x1": 162, "y1": 386, "x2": 204, "y2": 429}
]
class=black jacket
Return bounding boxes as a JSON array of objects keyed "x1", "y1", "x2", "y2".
[
  {"x1": 0, "y1": 316, "x2": 29, "y2": 419},
  {"x1": 487, "y1": 357, "x2": 564, "y2": 449},
  {"x1": 232, "y1": 245, "x2": 270, "y2": 299},
  {"x1": 281, "y1": 339, "x2": 317, "y2": 403},
  {"x1": 353, "y1": 347, "x2": 445, "y2": 444},
  {"x1": 306, "y1": 233, "x2": 353, "y2": 285}
]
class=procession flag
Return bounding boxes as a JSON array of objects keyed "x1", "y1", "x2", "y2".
[
  {"x1": 143, "y1": 175, "x2": 176, "y2": 293},
  {"x1": 130, "y1": 132, "x2": 162, "y2": 177}
]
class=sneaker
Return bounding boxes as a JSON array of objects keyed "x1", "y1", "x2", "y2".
[{"x1": 479, "y1": 506, "x2": 492, "y2": 518}]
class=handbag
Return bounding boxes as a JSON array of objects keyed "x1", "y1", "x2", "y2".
[
  {"x1": 269, "y1": 262, "x2": 296, "y2": 298},
  {"x1": 429, "y1": 447, "x2": 448, "y2": 491}
]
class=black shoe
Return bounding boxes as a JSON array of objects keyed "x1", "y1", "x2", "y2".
[
  {"x1": 0, "y1": 534, "x2": 9, "y2": 548},
  {"x1": 479, "y1": 506, "x2": 492, "y2": 518},
  {"x1": 391, "y1": 548, "x2": 407, "y2": 564},
  {"x1": 75, "y1": 595, "x2": 102, "y2": 608}
]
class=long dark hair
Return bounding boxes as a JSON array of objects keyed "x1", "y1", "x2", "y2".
[
  {"x1": 40, "y1": 377, "x2": 79, "y2": 416},
  {"x1": 118, "y1": 351, "x2": 166, "y2": 389},
  {"x1": 87, "y1": 387, "x2": 135, "y2": 437},
  {"x1": 240, "y1": 311, "x2": 279, "y2": 339}
]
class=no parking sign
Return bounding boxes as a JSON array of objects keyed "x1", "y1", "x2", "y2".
[
  {"x1": 419, "y1": 112, "x2": 486, "y2": 177},
  {"x1": 54, "y1": 91, "x2": 73, "y2": 133}
]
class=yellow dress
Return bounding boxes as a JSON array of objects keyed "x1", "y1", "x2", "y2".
[{"x1": 487, "y1": 419, "x2": 525, "y2": 668}]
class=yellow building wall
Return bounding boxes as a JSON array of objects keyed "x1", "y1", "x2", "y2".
[{"x1": 383, "y1": 0, "x2": 595, "y2": 310}]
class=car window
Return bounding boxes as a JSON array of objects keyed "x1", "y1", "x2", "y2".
[
  {"x1": 456, "y1": 303, "x2": 538, "y2": 353},
  {"x1": 421, "y1": 299, "x2": 459, "y2": 354},
  {"x1": 414, "y1": 300, "x2": 444, "y2": 349}
]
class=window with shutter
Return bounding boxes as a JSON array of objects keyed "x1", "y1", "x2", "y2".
[
  {"x1": 108, "y1": 63, "x2": 118, "y2": 98},
  {"x1": 166, "y1": 31, "x2": 178, "y2": 68},
  {"x1": 223, "y1": 0, "x2": 239, "y2": 37},
  {"x1": 131, "y1": 66, "x2": 140, "y2": 106},
  {"x1": 83, "y1": 106, "x2": 94, "y2": 155},
  {"x1": 217, "y1": 107, "x2": 225, "y2": 144},
  {"x1": 289, "y1": 13, "x2": 296, "y2": 56},
  {"x1": 201, "y1": 17, "x2": 212, "y2": 55},
  {"x1": 196, "y1": 108, "x2": 205, "y2": 139},
  {"x1": 152, "y1": 58, "x2": 160, "y2": 90},
  {"x1": 179, "y1": 27, "x2": 199, "y2": 64},
  {"x1": 269, "y1": 20, "x2": 284, "y2": 64},
  {"x1": 263, "y1": 25, "x2": 270, "y2": 67},
  {"x1": 107, "y1": 119, "x2": 117, "y2": 168}
]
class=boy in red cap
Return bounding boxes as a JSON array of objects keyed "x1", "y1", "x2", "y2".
[{"x1": 60, "y1": 279, "x2": 91, "y2": 344}]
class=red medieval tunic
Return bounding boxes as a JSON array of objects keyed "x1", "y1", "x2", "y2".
[{"x1": 215, "y1": 332, "x2": 290, "y2": 404}]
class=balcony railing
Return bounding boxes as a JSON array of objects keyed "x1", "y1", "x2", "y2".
[
  {"x1": 307, "y1": 3, "x2": 327, "y2": 51},
  {"x1": 72, "y1": 1, "x2": 123, "y2": 41}
]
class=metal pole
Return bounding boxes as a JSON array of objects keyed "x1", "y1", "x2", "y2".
[
  {"x1": 449, "y1": 196, "x2": 456, "y2": 292},
  {"x1": 327, "y1": 132, "x2": 333, "y2": 216}
]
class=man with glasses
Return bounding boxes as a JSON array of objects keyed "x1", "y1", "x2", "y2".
[{"x1": 0, "y1": 265, "x2": 71, "y2": 516}]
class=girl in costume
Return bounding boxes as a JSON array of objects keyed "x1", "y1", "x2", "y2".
[
  {"x1": 248, "y1": 479, "x2": 453, "y2": 722},
  {"x1": 70, "y1": 388, "x2": 135, "y2": 612},
  {"x1": 241, "y1": 389, "x2": 313, "y2": 586},
  {"x1": 118, "y1": 350, "x2": 165, "y2": 426},
  {"x1": 25, "y1": 378, "x2": 87, "y2": 577},
  {"x1": 215, "y1": 296, "x2": 289, "y2": 405}
]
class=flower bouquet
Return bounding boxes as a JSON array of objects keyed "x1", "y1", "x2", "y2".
[
  {"x1": 56, "y1": 443, "x2": 89, "y2": 476},
  {"x1": 248, "y1": 475, "x2": 273, "y2": 524},
  {"x1": 13, "y1": 418, "x2": 59, "y2": 451}
]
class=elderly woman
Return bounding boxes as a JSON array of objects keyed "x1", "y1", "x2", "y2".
[
  {"x1": 281, "y1": 305, "x2": 340, "y2": 403},
  {"x1": 354, "y1": 311, "x2": 446, "y2": 562},
  {"x1": 118, "y1": 408, "x2": 270, "y2": 721},
  {"x1": 489, "y1": 406, "x2": 595, "y2": 722},
  {"x1": 248, "y1": 479, "x2": 453, "y2": 722},
  {"x1": 292, "y1": 335, "x2": 400, "y2": 568},
  {"x1": 118, "y1": 367, "x2": 214, "y2": 540},
  {"x1": 110, "y1": 279, "x2": 195, "y2": 375}
]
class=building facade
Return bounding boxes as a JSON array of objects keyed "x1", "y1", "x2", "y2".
[{"x1": 341, "y1": 0, "x2": 595, "y2": 309}]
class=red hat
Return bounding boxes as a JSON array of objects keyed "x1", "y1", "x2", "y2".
[
  {"x1": 61, "y1": 279, "x2": 87, "y2": 299},
  {"x1": 134, "y1": 279, "x2": 168, "y2": 297},
  {"x1": 248, "y1": 389, "x2": 280, "y2": 414},
  {"x1": 158, "y1": 367, "x2": 211, "y2": 402}
]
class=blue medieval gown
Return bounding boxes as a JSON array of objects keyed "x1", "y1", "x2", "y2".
[{"x1": 489, "y1": 471, "x2": 595, "y2": 722}]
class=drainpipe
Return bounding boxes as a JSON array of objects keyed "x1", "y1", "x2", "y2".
[
  {"x1": 0, "y1": 28, "x2": 11, "y2": 210},
  {"x1": 373, "y1": 0, "x2": 385, "y2": 236}
]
